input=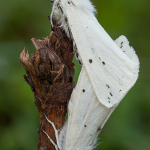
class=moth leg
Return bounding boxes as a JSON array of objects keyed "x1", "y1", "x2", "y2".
[
  {"x1": 44, "y1": 114, "x2": 61, "y2": 149},
  {"x1": 50, "y1": 0, "x2": 59, "y2": 27},
  {"x1": 42, "y1": 130, "x2": 58, "y2": 150},
  {"x1": 57, "y1": 4, "x2": 68, "y2": 28}
]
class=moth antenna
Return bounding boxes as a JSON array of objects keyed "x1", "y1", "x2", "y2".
[
  {"x1": 50, "y1": 11, "x2": 54, "y2": 28},
  {"x1": 44, "y1": 114, "x2": 61, "y2": 149},
  {"x1": 50, "y1": 0, "x2": 57, "y2": 28},
  {"x1": 42, "y1": 130, "x2": 58, "y2": 150}
]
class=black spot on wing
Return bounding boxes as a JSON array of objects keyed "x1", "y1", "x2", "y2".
[
  {"x1": 102, "y1": 61, "x2": 105, "y2": 65},
  {"x1": 57, "y1": 5, "x2": 63, "y2": 14},
  {"x1": 89, "y1": 59, "x2": 92, "y2": 63},
  {"x1": 120, "y1": 41, "x2": 123, "y2": 48},
  {"x1": 97, "y1": 127, "x2": 102, "y2": 131},
  {"x1": 76, "y1": 52, "x2": 78, "y2": 58},
  {"x1": 110, "y1": 92, "x2": 113, "y2": 96},
  {"x1": 78, "y1": 60, "x2": 82, "y2": 66},
  {"x1": 65, "y1": 16, "x2": 68, "y2": 22},
  {"x1": 84, "y1": 125, "x2": 87, "y2": 127},
  {"x1": 82, "y1": 89, "x2": 85, "y2": 92},
  {"x1": 106, "y1": 84, "x2": 110, "y2": 88}
]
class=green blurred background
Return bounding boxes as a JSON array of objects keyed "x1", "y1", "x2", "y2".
[{"x1": 0, "y1": 0, "x2": 150, "y2": 150}]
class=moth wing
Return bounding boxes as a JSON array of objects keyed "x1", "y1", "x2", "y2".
[
  {"x1": 58, "y1": 120, "x2": 68, "y2": 150},
  {"x1": 64, "y1": 35, "x2": 136, "y2": 150},
  {"x1": 65, "y1": 3, "x2": 139, "y2": 108},
  {"x1": 65, "y1": 67, "x2": 112, "y2": 150},
  {"x1": 115, "y1": 35, "x2": 139, "y2": 70}
]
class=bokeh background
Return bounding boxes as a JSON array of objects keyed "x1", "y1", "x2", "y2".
[{"x1": 0, "y1": 0, "x2": 150, "y2": 150}]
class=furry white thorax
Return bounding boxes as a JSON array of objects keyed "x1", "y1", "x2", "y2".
[
  {"x1": 51, "y1": 0, "x2": 96, "y2": 66},
  {"x1": 51, "y1": 0, "x2": 96, "y2": 36}
]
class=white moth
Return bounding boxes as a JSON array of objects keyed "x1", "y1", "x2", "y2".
[{"x1": 43, "y1": 0, "x2": 140, "y2": 150}]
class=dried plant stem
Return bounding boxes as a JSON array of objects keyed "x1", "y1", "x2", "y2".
[{"x1": 20, "y1": 23, "x2": 74, "y2": 150}]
